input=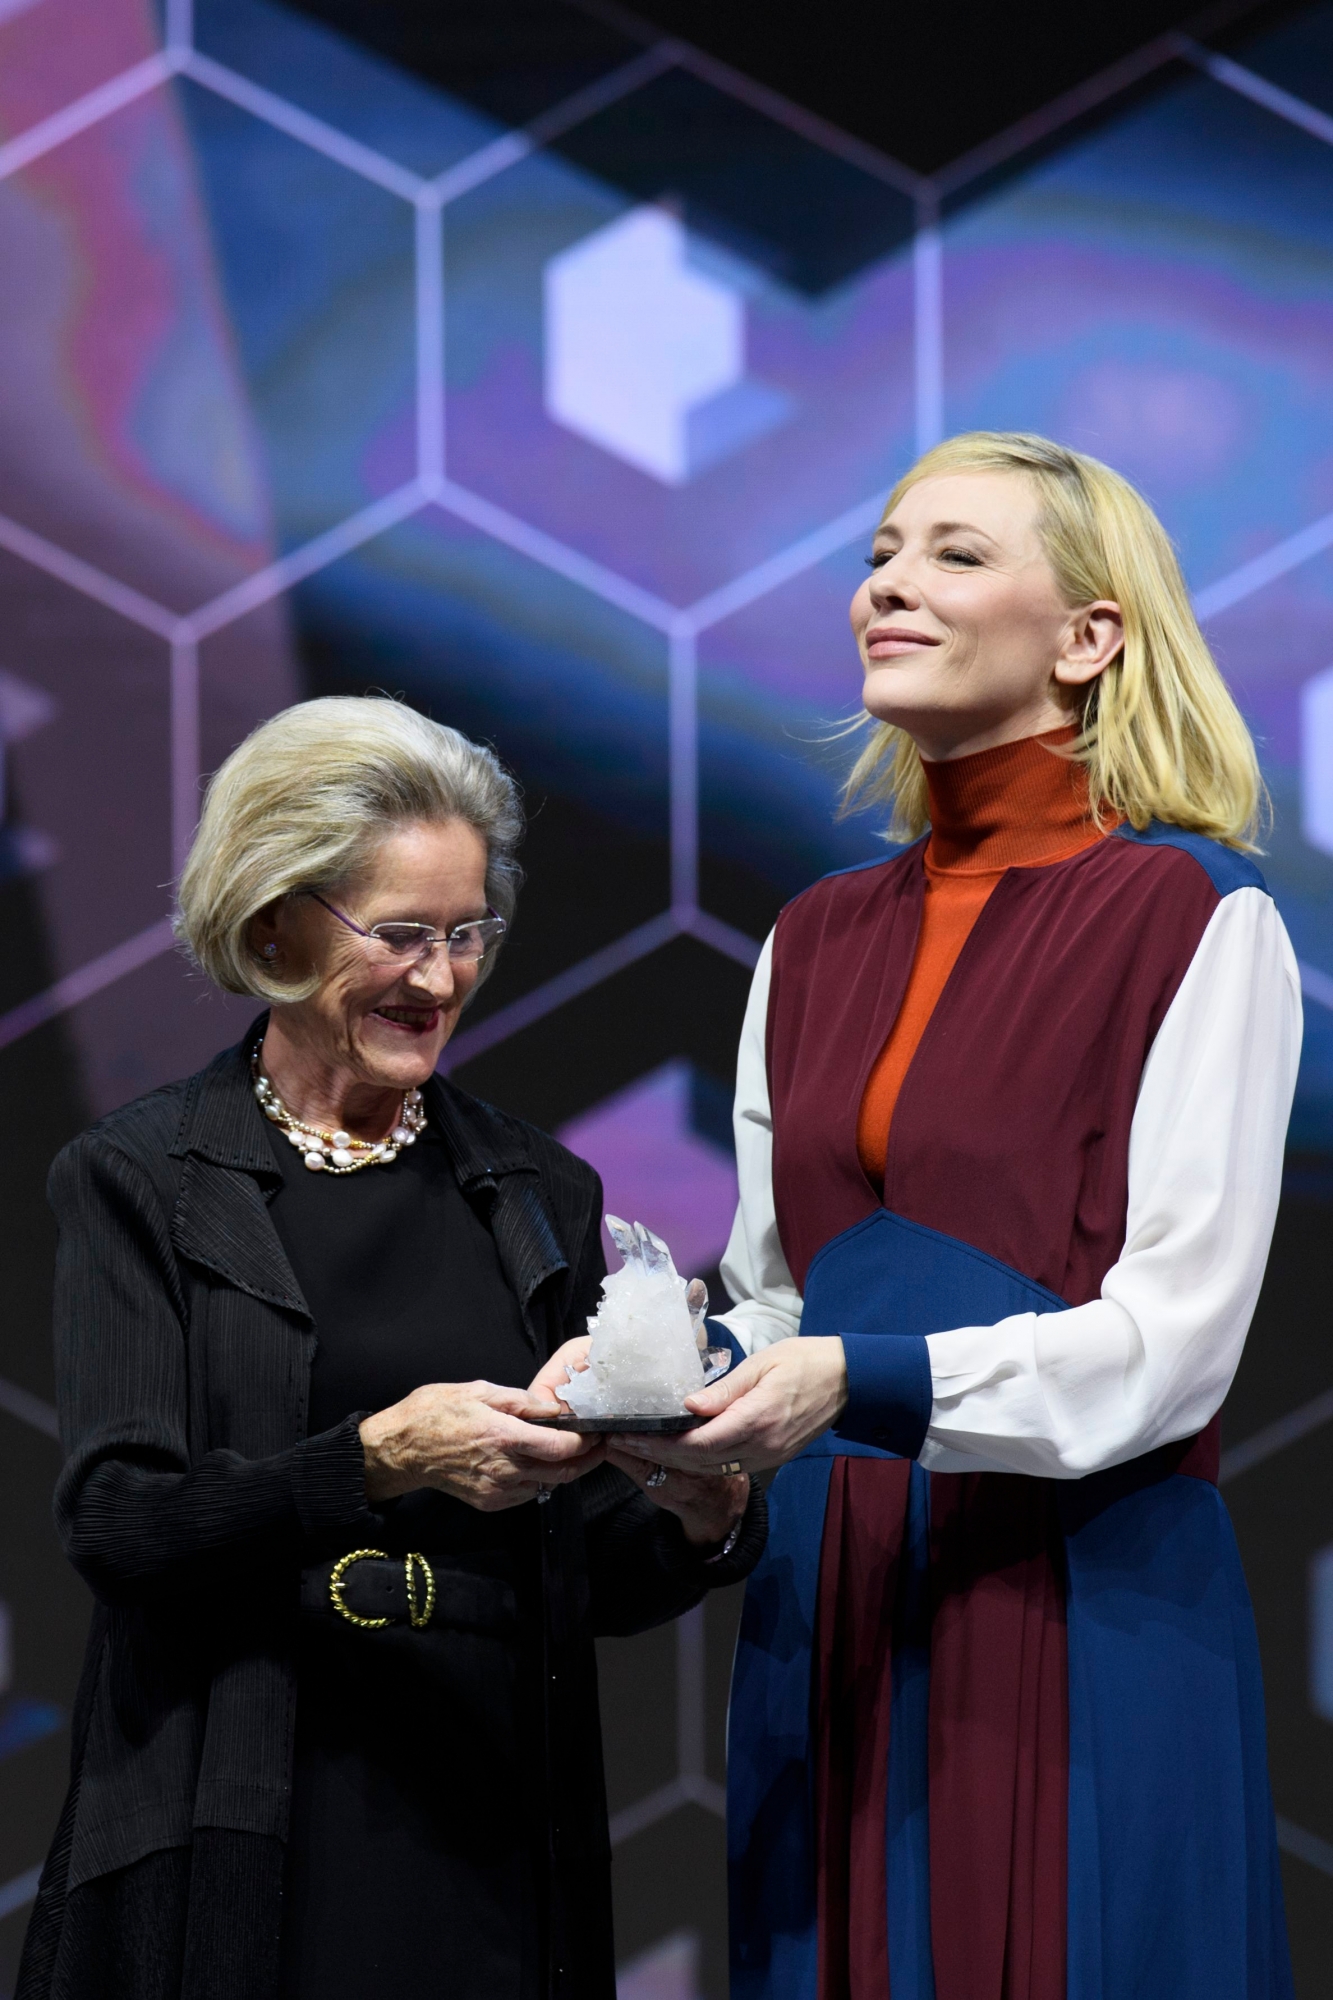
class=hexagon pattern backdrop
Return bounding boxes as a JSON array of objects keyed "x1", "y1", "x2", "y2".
[{"x1": 2, "y1": 0, "x2": 1333, "y2": 1992}]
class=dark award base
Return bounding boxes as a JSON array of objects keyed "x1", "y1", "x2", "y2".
[{"x1": 533, "y1": 1412, "x2": 705, "y2": 1434}]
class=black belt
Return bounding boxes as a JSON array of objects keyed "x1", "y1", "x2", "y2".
[{"x1": 300, "y1": 1549, "x2": 518, "y2": 1637}]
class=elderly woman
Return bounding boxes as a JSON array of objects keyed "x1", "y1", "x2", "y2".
[
  {"x1": 17, "y1": 697, "x2": 765, "y2": 2000},
  {"x1": 616, "y1": 434, "x2": 1302, "y2": 1998}
]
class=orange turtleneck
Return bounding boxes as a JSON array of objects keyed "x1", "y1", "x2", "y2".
[{"x1": 855, "y1": 728, "x2": 1106, "y2": 1186}]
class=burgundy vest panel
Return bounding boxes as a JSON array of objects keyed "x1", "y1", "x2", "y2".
[{"x1": 767, "y1": 837, "x2": 1222, "y2": 1303}]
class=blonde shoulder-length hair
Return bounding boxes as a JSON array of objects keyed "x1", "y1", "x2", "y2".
[
  {"x1": 842, "y1": 431, "x2": 1265, "y2": 850},
  {"x1": 176, "y1": 696, "x2": 523, "y2": 1003}
]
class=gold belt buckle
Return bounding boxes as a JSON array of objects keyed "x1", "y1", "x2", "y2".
[
  {"x1": 328, "y1": 1547, "x2": 434, "y2": 1630},
  {"x1": 329, "y1": 1548, "x2": 389, "y2": 1628}
]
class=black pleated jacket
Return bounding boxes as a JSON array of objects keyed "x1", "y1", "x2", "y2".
[{"x1": 17, "y1": 1032, "x2": 766, "y2": 2000}]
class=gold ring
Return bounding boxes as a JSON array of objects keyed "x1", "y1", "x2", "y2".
[{"x1": 719, "y1": 1460, "x2": 743, "y2": 1477}]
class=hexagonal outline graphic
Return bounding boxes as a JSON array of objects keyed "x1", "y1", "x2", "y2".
[{"x1": 2, "y1": 0, "x2": 1333, "y2": 1904}]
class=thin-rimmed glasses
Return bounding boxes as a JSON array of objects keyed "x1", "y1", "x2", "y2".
[{"x1": 309, "y1": 893, "x2": 506, "y2": 965}]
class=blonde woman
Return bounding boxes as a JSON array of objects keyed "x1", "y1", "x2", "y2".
[
  {"x1": 18, "y1": 698, "x2": 762, "y2": 2000},
  {"x1": 614, "y1": 434, "x2": 1302, "y2": 1997}
]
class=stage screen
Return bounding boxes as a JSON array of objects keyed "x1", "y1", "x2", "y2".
[{"x1": 0, "y1": 0, "x2": 1330, "y2": 1144}]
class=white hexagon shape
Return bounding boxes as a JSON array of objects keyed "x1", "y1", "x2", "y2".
[
  {"x1": 544, "y1": 206, "x2": 743, "y2": 486},
  {"x1": 1312, "y1": 1543, "x2": 1333, "y2": 1723},
  {"x1": 1302, "y1": 663, "x2": 1333, "y2": 857}
]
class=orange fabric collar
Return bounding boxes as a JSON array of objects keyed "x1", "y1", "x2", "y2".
[{"x1": 923, "y1": 727, "x2": 1102, "y2": 875}]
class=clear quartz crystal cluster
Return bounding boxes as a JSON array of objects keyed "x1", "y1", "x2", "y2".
[{"x1": 560, "y1": 1216, "x2": 732, "y2": 1420}]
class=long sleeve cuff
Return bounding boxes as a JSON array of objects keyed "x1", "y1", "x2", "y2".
[
  {"x1": 582, "y1": 1473, "x2": 767, "y2": 1637},
  {"x1": 676, "y1": 1477, "x2": 768, "y2": 1585},
  {"x1": 289, "y1": 1413, "x2": 379, "y2": 1541},
  {"x1": 836, "y1": 1334, "x2": 933, "y2": 1458}
]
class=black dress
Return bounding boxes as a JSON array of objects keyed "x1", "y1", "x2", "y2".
[{"x1": 264, "y1": 1122, "x2": 550, "y2": 2000}]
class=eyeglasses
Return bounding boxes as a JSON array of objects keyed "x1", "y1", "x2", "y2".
[{"x1": 310, "y1": 893, "x2": 507, "y2": 965}]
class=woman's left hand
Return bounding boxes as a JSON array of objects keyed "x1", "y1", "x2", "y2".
[{"x1": 606, "y1": 1447, "x2": 749, "y2": 1548}]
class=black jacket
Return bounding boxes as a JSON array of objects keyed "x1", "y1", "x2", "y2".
[{"x1": 18, "y1": 1035, "x2": 766, "y2": 2000}]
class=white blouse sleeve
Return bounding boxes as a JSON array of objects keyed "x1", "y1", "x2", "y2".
[
  {"x1": 921, "y1": 885, "x2": 1303, "y2": 1477},
  {"x1": 712, "y1": 932, "x2": 804, "y2": 1356},
  {"x1": 713, "y1": 888, "x2": 1303, "y2": 1478}
]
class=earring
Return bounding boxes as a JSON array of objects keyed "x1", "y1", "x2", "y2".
[{"x1": 262, "y1": 943, "x2": 278, "y2": 959}]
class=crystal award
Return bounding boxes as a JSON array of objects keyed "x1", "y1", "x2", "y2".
[{"x1": 552, "y1": 1216, "x2": 734, "y2": 1433}]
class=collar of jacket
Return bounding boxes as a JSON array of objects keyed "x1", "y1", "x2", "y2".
[
  {"x1": 166, "y1": 1020, "x2": 569, "y2": 1340},
  {"x1": 426, "y1": 1076, "x2": 570, "y2": 1343}
]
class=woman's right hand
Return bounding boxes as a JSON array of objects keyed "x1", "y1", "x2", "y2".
[{"x1": 359, "y1": 1380, "x2": 603, "y2": 1510}]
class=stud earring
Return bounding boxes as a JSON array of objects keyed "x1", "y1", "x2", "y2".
[{"x1": 262, "y1": 943, "x2": 278, "y2": 959}]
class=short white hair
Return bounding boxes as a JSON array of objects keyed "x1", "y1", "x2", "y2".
[{"x1": 175, "y1": 696, "x2": 523, "y2": 1002}]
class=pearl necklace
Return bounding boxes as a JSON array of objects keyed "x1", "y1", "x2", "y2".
[{"x1": 251, "y1": 1051, "x2": 427, "y2": 1174}]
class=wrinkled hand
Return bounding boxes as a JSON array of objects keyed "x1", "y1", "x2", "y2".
[
  {"x1": 606, "y1": 1447, "x2": 749, "y2": 1547},
  {"x1": 359, "y1": 1379, "x2": 602, "y2": 1510},
  {"x1": 611, "y1": 1336, "x2": 848, "y2": 1476},
  {"x1": 527, "y1": 1335, "x2": 592, "y2": 1409}
]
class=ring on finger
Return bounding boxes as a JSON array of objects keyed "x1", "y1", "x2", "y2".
[
  {"x1": 718, "y1": 1460, "x2": 742, "y2": 1477},
  {"x1": 645, "y1": 1465, "x2": 668, "y2": 1489}
]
